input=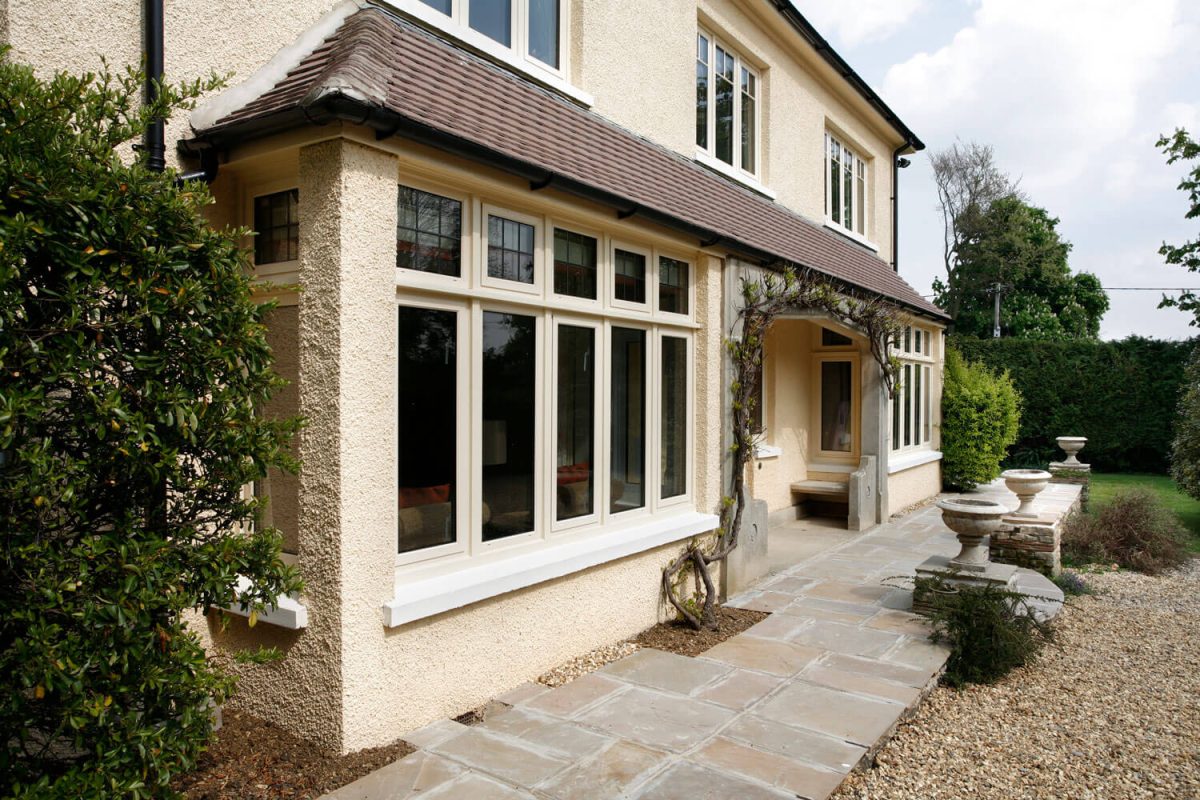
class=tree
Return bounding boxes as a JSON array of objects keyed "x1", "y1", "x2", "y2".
[
  {"x1": 1157, "y1": 128, "x2": 1200, "y2": 324},
  {"x1": 0, "y1": 56, "x2": 302, "y2": 796},
  {"x1": 930, "y1": 141, "x2": 1021, "y2": 320},
  {"x1": 940, "y1": 348, "x2": 1021, "y2": 490},
  {"x1": 938, "y1": 197, "x2": 1108, "y2": 339}
]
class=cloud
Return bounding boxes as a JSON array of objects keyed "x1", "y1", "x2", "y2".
[{"x1": 790, "y1": 0, "x2": 927, "y2": 47}]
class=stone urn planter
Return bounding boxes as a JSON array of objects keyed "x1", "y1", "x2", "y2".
[
  {"x1": 1056, "y1": 436, "x2": 1087, "y2": 466},
  {"x1": 936, "y1": 497, "x2": 1008, "y2": 573},
  {"x1": 1001, "y1": 468, "x2": 1052, "y2": 517}
]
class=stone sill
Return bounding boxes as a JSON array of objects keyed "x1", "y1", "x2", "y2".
[
  {"x1": 383, "y1": 511, "x2": 719, "y2": 628},
  {"x1": 221, "y1": 575, "x2": 309, "y2": 630},
  {"x1": 888, "y1": 450, "x2": 943, "y2": 474}
]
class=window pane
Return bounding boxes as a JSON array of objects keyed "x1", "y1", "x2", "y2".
[
  {"x1": 553, "y1": 228, "x2": 597, "y2": 299},
  {"x1": 828, "y1": 144, "x2": 841, "y2": 224},
  {"x1": 821, "y1": 327, "x2": 852, "y2": 347},
  {"x1": 487, "y1": 213, "x2": 535, "y2": 284},
  {"x1": 397, "y1": 186, "x2": 462, "y2": 277},
  {"x1": 659, "y1": 256, "x2": 689, "y2": 314},
  {"x1": 904, "y1": 325, "x2": 911, "y2": 352},
  {"x1": 914, "y1": 364, "x2": 922, "y2": 449},
  {"x1": 254, "y1": 189, "x2": 299, "y2": 266},
  {"x1": 855, "y1": 162, "x2": 866, "y2": 236},
  {"x1": 740, "y1": 68, "x2": 755, "y2": 173},
  {"x1": 419, "y1": 0, "x2": 452, "y2": 12},
  {"x1": 715, "y1": 47, "x2": 734, "y2": 165},
  {"x1": 843, "y1": 154, "x2": 854, "y2": 231},
  {"x1": 557, "y1": 326, "x2": 594, "y2": 521},
  {"x1": 470, "y1": 0, "x2": 511, "y2": 46},
  {"x1": 482, "y1": 312, "x2": 536, "y2": 540},
  {"x1": 614, "y1": 249, "x2": 646, "y2": 303},
  {"x1": 903, "y1": 364, "x2": 912, "y2": 447},
  {"x1": 696, "y1": 38, "x2": 709, "y2": 150},
  {"x1": 924, "y1": 365, "x2": 932, "y2": 443},
  {"x1": 662, "y1": 336, "x2": 688, "y2": 499},
  {"x1": 820, "y1": 361, "x2": 852, "y2": 452},
  {"x1": 891, "y1": 385, "x2": 900, "y2": 450},
  {"x1": 398, "y1": 306, "x2": 457, "y2": 554},
  {"x1": 528, "y1": 0, "x2": 559, "y2": 68},
  {"x1": 611, "y1": 327, "x2": 646, "y2": 513}
]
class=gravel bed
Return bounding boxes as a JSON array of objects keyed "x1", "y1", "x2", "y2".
[
  {"x1": 833, "y1": 560, "x2": 1200, "y2": 800},
  {"x1": 537, "y1": 641, "x2": 641, "y2": 687}
]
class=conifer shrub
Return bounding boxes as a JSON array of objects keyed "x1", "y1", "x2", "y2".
[
  {"x1": 0, "y1": 55, "x2": 302, "y2": 796},
  {"x1": 940, "y1": 347, "x2": 1021, "y2": 490},
  {"x1": 1061, "y1": 489, "x2": 1189, "y2": 574}
]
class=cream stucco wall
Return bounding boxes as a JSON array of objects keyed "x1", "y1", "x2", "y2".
[{"x1": 887, "y1": 461, "x2": 942, "y2": 517}]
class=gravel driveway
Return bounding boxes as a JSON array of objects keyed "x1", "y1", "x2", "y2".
[{"x1": 833, "y1": 560, "x2": 1200, "y2": 800}]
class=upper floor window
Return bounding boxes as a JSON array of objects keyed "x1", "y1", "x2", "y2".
[
  {"x1": 417, "y1": 0, "x2": 562, "y2": 71},
  {"x1": 825, "y1": 132, "x2": 867, "y2": 239},
  {"x1": 254, "y1": 189, "x2": 299, "y2": 265},
  {"x1": 696, "y1": 30, "x2": 759, "y2": 177}
]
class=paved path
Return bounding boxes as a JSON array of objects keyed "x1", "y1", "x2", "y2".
[{"x1": 325, "y1": 485, "x2": 1071, "y2": 800}]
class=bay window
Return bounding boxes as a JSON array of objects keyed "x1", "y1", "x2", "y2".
[
  {"x1": 696, "y1": 29, "x2": 759, "y2": 177},
  {"x1": 394, "y1": 181, "x2": 697, "y2": 569},
  {"x1": 825, "y1": 132, "x2": 868, "y2": 239}
]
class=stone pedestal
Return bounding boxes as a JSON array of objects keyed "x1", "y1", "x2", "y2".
[
  {"x1": 913, "y1": 554, "x2": 1019, "y2": 613},
  {"x1": 725, "y1": 498, "x2": 769, "y2": 596},
  {"x1": 991, "y1": 515, "x2": 1061, "y2": 577}
]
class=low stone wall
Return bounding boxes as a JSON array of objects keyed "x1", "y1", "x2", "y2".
[
  {"x1": 989, "y1": 482, "x2": 1083, "y2": 578},
  {"x1": 1050, "y1": 463, "x2": 1091, "y2": 511}
]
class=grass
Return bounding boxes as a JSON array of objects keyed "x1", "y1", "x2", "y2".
[{"x1": 1090, "y1": 473, "x2": 1200, "y2": 553}]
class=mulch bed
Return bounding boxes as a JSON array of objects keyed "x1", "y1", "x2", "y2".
[
  {"x1": 632, "y1": 605, "x2": 768, "y2": 657},
  {"x1": 173, "y1": 709, "x2": 414, "y2": 800}
]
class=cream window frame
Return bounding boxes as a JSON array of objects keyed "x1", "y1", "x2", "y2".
[
  {"x1": 397, "y1": 0, "x2": 574, "y2": 87},
  {"x1": 548, "y1": 219, "x2": 605, "y2": 311},
  {"x1": 824, "y1": 131, "x2": 871, "y2": 244},
  {"x1": 395, "y1": 177, "x2": 472, "y2": 293},
  {"x1": 890, "y1": 324, "x2": 936, "y2": 455},
  {"x1": 245, "y1": 178, "x2": 300, "y2": 280},
  {"x1": 604, "y1": 319, "x2": 654, "y2": 524},
  {"x1": 812, "y1": 353, "x2": 861, "y2": 461},
  {"x1": 395, "y1": 296, "x2": 473, "y2": 569},
  {"x1": 655, "y1": 329, "x2": 695, "y2": 509},
  {"x1": 696, "y1": 27, "x2": 761, "y2": 179},
  {"x1": 480, "y1": 202, "x2": 545, "y2": 296},
  {"x1": 653, "y1": 252, "x2": 696, "y2": 319},
  {"x1": 549, "y1": 315, "x2": 604, "y2": 533},
  {"x1": 609, "y1": 240, "x2": 653, "y2": 314}
]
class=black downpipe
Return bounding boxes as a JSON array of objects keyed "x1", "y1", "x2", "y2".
[
  {"x1": 891, "y1": 144, "x2": 908, "y2": 273},
  {"x1": 143, "y1": 0, "x2": 165, "y2": 172}
]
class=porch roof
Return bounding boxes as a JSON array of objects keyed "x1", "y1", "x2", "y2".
[{"x1": 186, "y1": 3, "x2": 947, "y2": 320}]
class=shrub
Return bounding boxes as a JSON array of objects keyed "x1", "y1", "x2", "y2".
[
  {"x1": 1051, "y1": 570, "x2": 1093, "y2": 596},
  {"x1": 1061, "y1": 489, "x2": 1189, "y2": 574},
  {"x1": 0, "y1": 58, "x2": 302, "y2": 796},
  {"x1": 915, "y1": 575, "x2": 1055, "y2": 688},
  {"x1": 1171, "y1": 346, "x2": 1200, "y2": 498},
  {"x1": 954, "y1": 335, "x2": 1193, "y2": 472},
  {"x1": 941, "y1": 347, "x2": 1021, "y2": 490}
]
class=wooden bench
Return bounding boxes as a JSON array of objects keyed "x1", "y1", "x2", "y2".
[
  {"x1": 789, "y1": 480, "x2": 850, "y2": 500},
  {"x1": 789, "y1": 480, "x2": 850, "y2": 521}
]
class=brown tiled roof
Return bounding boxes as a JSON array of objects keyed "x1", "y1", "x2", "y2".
[{"x1": 198, "y1": 5, "x2": 945, "y2": 318}]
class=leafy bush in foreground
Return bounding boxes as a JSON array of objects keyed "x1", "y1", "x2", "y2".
[
  {"x1": 915, "y1": 575, "x2": 1055, "y2": 688},
  {"x1": 0, "y1": 56, "x2": 302, "y2": 796},
  {"x1": 1061, "y1": 489, "x2": 1189, "y2": 575},
  {"x1": 940, "y1": 347, "x2": 1021, "y2": 490}
]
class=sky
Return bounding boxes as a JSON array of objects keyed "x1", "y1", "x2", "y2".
[{"x1": 791, "y1": 0, "x2": 1200, "y2": 341}]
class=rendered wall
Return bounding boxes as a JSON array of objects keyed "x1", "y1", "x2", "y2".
[{"x1": 887, "y1": 461, "x2": 942, "y2": 517}]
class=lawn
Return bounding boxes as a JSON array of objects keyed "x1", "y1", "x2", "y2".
[{"x1": 1090, "y1": 472, "x2": 1200, "y2": 551}]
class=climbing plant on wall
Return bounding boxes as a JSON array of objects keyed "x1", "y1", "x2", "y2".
[{"x1": 662, "y1": 267, "x2": 904, "y2": 630}]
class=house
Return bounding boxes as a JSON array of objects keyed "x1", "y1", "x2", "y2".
[{"x1": 2, "y1": 0, "x2": 947, "y2": 754}]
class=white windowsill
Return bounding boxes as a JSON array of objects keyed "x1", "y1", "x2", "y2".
[
  {"x1": 221, "y1": 576, "x2": 309, "y2": 630},
  {"x1": 382, "y1": 511, "x2": 720, "y2": 628},
  {"x1": 387, "y1": 0, "x2": 594, "y2": 107},
  {"x1": 754, "y1": 444, "x2": 782, "y2": 459},
  {"x1": 694, "y1": 150, "x2": 777, "y2": 200},
  {"x1": 822, "y1": 219, "x2": 879, "y2": 252},
  {"x1": 888, "y1": 449, "x2": 943, "y2": 475}
]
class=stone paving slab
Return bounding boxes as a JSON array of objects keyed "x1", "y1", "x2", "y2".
[{"x1": 321, "y1": 481, "x2": 1080, "y2": 800}]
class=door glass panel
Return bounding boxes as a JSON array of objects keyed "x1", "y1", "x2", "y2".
[
  {"x1": 611, "y1": 328, "x2": 646, "y2": 512},
  {"x1": 820, "y1": 361, "x2": 852, "y2": 452},
  {"x1": 661, "y1": 337, "x2": 688, "y2": 499},
  {"x1": 482, "y1": 311, "x2": 536, "y2": 540},
  {"x1": 556, "y1": 325, "x2": 594, "y2": 521},
  {"x1": 398, "y1": 306, "x2": 457, "y2": 553},
  {"x1": 528, "y1": 0, "x2": 559, "y2": 68},
  {"x1": 470, "y1": 0, "x2": 511, "y2": 46}
]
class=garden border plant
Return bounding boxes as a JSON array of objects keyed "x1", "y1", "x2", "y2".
[
  {"x1": 0, "y1": 56, "x2": 301, "y2": 797},
  {"x1": 661, "y1": 267, "x2": 904, "y2": 630}
]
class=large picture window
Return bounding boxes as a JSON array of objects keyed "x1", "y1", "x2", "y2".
[
  {"x1": 696, "y1": 30, "x2": 759, "y2": 177},
  {"x1": 825, "y1": 132, "x2": 867, "y2": 239}
]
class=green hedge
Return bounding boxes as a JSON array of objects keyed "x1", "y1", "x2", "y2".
[
  {"x1": 952, "y1": 336, "x2": 1195, "y2": 473},
  {"x1": 941, "y1": 348, "x2": 1021, "y2": 490}
]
